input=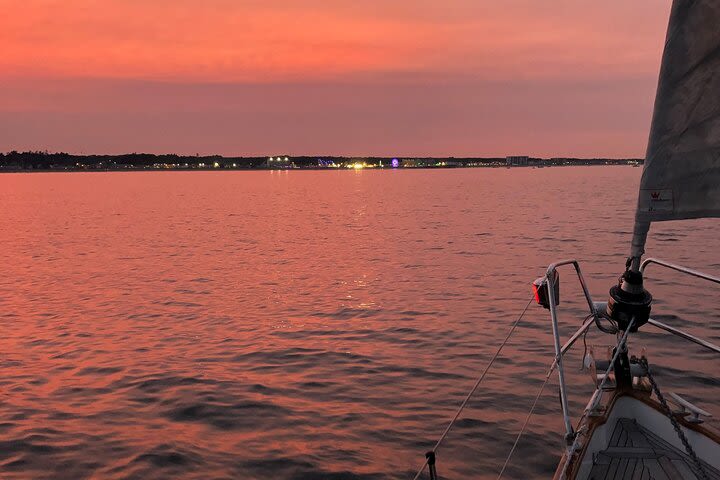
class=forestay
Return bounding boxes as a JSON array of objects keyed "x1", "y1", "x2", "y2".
[{"x1": 631, "y1": 0, "x2": 720, "y2": 258}]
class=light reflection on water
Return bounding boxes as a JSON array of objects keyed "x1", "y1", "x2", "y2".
[{"x1": 0, "y1": 168, "x2": 718, "y2": 479}]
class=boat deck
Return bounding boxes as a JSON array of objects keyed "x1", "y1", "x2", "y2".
[{"x1": 588, "y1": 418, "x2": 720, "y2": 480}]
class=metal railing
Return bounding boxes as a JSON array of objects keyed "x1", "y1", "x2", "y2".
[
  {"x1": 544, "y1": 257, "x2": 720, "y2": 454},
  {"x1": 545, "y1": 260, "x2": 598, "y2": 444},
  {"x1": 641, "y1": 257, "x2": 720, "y2": 285},
  {"x1": 647, "y1": 318, "x2": 720, "y2": 354},
  {"x1": 640, "y1": 257, "x2": 720, "y2": 354}
]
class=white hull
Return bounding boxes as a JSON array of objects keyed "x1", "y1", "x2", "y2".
[{"x1": 558, "y1": 392, "x2": 720, "y2": 480}]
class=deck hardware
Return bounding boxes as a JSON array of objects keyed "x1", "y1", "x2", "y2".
[
  {"x1": 584, "y1": 390, "x2": 603, "y2": 417},
  {"x1": 425, "y1": 451, "x2": 437, "y2": 480},
  {"x1": 607, "y1": 268, "x2": 652, "y2": 332},
  {"x1": 667, "y1": 392, "x2": 712, "y2": 424},
  {"x1": 533, "y1": 271, "x2": 559, "y2": 309}
]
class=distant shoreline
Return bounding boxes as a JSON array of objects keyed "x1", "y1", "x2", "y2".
[
  {"x1": 0, "y1": 152, "x2": 642, "y2": 172},
  {"x1": 0, "y1": 164, "x2": 642, "y2": 174}
]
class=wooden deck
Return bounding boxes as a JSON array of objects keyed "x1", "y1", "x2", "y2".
[{"x1": 588, "y1": 418, "x2": 720, "y2": 480}]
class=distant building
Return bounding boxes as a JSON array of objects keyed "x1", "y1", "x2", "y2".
[
  {"x1": 506, "y1": 156, "x2": 529, "y2": 166},
  {"x1": 401, "y1": 158, "x2": 421, "y2": 167},
  {"x1": 266, "y1": 156, "x2": 292, "y2": 169},
  {"x1": 402, "y1": 158, "x2": 444, "y2": 167}
]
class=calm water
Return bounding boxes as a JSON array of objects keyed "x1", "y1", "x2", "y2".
[{"x1": 1, "y1": 168, "x2": 719, "y2": 480}]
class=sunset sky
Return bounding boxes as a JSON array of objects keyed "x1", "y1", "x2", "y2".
[{"x1": 1, "y1": 0, "x2": 672, "y2": 157}]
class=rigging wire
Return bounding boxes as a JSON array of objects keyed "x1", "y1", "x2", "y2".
[
  {"x1": 580, "y1": 312, "x2": 593, "y2": 368},
  {"x1": 411, "y1": 296, "x2": 534, "y2": 480},
  {"x1": 499, "y1": 316, "x2": 635, "y2": 479},
  {"x1": 495, "y1": 365, "x2": 554, "y2": 480},
  {"x1": 594, "y1": 309, "x2": 618, "y2": 335}
]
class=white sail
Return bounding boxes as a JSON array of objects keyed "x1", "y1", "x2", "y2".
[{"x1": 631, "y1": 0, "x2": 720, "y2": 258}]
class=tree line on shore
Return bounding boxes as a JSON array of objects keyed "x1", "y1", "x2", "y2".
[{"x1": 0, "y1": 151, "x2": 642, "y2": 170}]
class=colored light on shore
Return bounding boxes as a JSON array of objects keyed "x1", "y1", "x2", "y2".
[
  {"x1": 392, "y1": 158, "x2": 399, "y2": 168},
  {"x1": 353, "y1": 163, "x2": 364, "y2": 169}
]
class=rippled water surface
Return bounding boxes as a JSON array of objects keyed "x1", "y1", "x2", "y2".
[{"x1": 1, "y1": 168, "x2": 719, "y2": 479}]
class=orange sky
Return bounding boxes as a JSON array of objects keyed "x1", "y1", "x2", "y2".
[{"x1": 0, "y1": 0, "x2": 672, "y2": 156}]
